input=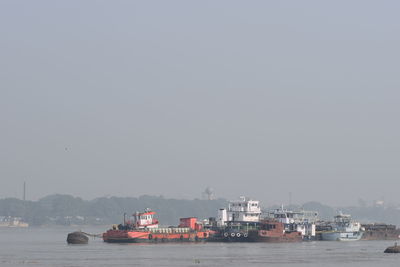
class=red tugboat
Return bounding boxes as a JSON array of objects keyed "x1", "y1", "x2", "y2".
[{"x1": 102, "y1": 209, "x2": 211, "y2": 243}]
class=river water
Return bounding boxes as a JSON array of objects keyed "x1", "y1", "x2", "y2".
[{"x1": 1, "y1": 226, "x2": 399, "y2": 267}]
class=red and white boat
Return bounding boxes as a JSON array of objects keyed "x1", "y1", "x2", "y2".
[{"x1": 102, "y1": 209, "x2": 211, "y2": 243}]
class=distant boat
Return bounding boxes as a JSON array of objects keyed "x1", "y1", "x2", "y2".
[
  {"x1": 0, "y1": 216, "x2": 29, "y2": 228},
  {"x1": 320, "y1": 213, "x2": 363, "y2": 241}
]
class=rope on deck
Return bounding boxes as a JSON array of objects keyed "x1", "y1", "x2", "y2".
[{"x1": 79, "y1": 231, "x2": 103, "y2": 238}]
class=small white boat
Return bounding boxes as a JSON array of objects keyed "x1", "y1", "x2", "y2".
[{"x1": 0, "y1": 216, "x2": 29, "y2": 228}]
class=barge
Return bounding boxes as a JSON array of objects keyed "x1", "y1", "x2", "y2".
[
  {"x1": 361, "y1": 223, "x2": 400, "y2": 240},
  {"x1": 103, "y1": 209, "x2": 211, "y2": 243}
]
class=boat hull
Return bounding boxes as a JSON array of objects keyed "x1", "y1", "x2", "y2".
[
  {"x1": 103, "y1": 230, "x2": 209, "y2": 243},
  {"x1": 248, "y1": 230, "x2": 302, "y2": 242},
  {"x1": 104, "y1": 237, "x2": 202, "y2": 243},
  {"x1": 361, "y1": 224, "x2": 400, "y2": 240},
  {"x1": 210, "y1": 230, "x2": 302, "y2": 243},
  {"x1": 321, "y1": 231, "x2": 363, "y2": 241}
]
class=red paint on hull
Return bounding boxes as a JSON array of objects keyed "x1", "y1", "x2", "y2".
[{"x1": 103, "y1": 229, "x2": 210, "y2": 243}]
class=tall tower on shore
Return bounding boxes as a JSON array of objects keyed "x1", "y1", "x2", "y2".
[
  {"x1": 203, "y1": 187, "x2": 214, "y2": 200},
  {"x1": 23, "y1": 181, "x2": 26, "y2": 201}
]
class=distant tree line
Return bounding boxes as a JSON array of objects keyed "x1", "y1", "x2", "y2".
[
  {"x1": 0, "y1": 194, "x2": 228, "y2": 226},
  {"x1": 1, "y1": 194, "x2": 400, "y2": 226}
]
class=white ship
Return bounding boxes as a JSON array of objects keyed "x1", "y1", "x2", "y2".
[
  {"x1": 320, "y1": 213, "x2": 363, "y2": 241},
  {"x1": 217, "y1": 196, "x2": 261, "y2": 226}
]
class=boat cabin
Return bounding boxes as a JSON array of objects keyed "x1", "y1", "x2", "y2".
[
  {"x1": 266, "y1": 206, "x2": 318, "y2": 238},
  {"x1": 227, "y1": 196, "x2": 261, "y2": 222},
  {"x1": 133, "y1": 209, "x2": 159, "y2": 229}
]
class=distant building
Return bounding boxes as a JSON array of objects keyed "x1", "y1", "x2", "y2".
[
  {"x1": 374, "y1": 200, "x2": 385, "y2": 207},
  {"x1": 202, "y1": 187, "x2": 214, "y2": 200}
]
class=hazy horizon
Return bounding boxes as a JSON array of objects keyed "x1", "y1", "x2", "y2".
[
  {"x1": 1, "y1": 1, "x2": 399, "y2": 206},
  {"x1": 0, "y1": 189, "x2": 392, "y2": 209}
]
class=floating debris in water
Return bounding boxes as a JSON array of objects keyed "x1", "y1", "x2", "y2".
[{"x1": 384, "y1": 242, "x2": 400, "y2": 253}]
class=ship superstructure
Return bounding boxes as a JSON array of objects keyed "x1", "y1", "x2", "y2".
[
  {"x1": 133, "y1": 209, "x2": 159, "y2": 228},
  {"x1": 217, "y1": 196, "x2": 261, "y2": 226},
  {"x1": 266, "y1": 206, "x2": 318, "y2": 239},
  {"x1": 213, "y1": 197, "x2": 302, "y2": 242}
]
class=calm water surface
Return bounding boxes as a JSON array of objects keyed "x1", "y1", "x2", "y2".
[{"x1": 0, "y1": 226, "x2": 399, "y2": 266}]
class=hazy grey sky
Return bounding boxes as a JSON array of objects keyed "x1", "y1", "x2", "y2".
[{"x1": 1, "y1": 1, "x2": 399, "y2": 206}]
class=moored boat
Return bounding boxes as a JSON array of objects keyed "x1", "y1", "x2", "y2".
[
  {"x1": 211, "y1": 197, "x2": 302, "y2": 242},
  {"x1": 248, "y1": 220, "x2": 303, "y2": 242},
  {"x1": 102, "y1": 209, "x2": 211, "y2": 243},
  {"x1": 211, "y1": 220, "x2": 302, "y2": 242},
  {"x1": 266, "y1": 206, "x2": 318, "y2": 240},
  {"x1": 320, "y1": 213, "x2": 364, "y2": 241},
  {"x1": 361, "y1": 223, "x2": 400, "y2": 240}
]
